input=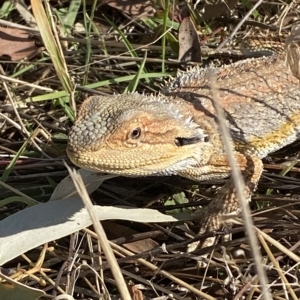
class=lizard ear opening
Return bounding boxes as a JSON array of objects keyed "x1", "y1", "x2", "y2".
[{"x1": 174, "y1": 135, "x2": 209, "y2": 147}]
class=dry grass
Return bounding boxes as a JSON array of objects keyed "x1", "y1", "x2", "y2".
[{"x1": 1, "y1": 0, "x2": 300, "y2": 299}]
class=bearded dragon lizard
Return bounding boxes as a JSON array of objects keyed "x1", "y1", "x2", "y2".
[{"x1": 67, "y1": 26, "x2": 300, "y2": 250}]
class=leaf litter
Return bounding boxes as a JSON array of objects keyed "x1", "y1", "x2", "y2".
[{"x1": 0, "y1": 1, "x2": 300, "y2": 299}]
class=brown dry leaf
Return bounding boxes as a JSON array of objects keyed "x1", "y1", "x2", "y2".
[
  {"x1": 103, "y1": 221, "x2": 138, "y2": 239},
  {"x1": 178, "y1": 17, "x2": 201, "y2": 62},
  {"x1": 0, "y1": 27, "x2": 39, "y2": 61},
  {"x1": 198, "y1": 0, "x2": 239, "y2": 21},
  {"x1": 103, "y1": 222, "x2": 159, "y2": 257},
  {"x1": 103, "y1": 0, "x2": 153, "y2": 17},
  {"x1": 130, "y1": 285, "x2": 144, "y2": 300},
  {"x1": 123, "y1": 238, "x2": 159, "y2": 253}
]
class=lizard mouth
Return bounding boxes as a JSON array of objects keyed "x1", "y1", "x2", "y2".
[{"x1": 66, "y1": 146, "x2": 79, "y2": 162}]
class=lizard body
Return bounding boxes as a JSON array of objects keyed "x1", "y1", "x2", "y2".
[
  {"x1": 67, "y1": 28, "x2": 300, "y2": 249},
  {"x1": 166, "y1": 54, "x2": 300, "y2": 158}
]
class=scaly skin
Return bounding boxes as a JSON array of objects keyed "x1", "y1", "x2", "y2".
[{"x1": 67, "y1": 29, "x2": 300, "y2": 250}]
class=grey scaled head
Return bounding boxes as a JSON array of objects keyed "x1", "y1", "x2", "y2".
[{"x1": 67, "y1": 93, "x2": 212, "y2": 175}]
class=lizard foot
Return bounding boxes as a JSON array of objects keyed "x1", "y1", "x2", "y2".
[{"x1": 187, "y1": 155, "x2": 263, "y2": 253}]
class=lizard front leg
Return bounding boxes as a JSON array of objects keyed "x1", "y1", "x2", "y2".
[{"x1": 180, "y1": 153, "x2": 263, "y2": 251}]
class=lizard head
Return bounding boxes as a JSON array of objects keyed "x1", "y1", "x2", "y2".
[{"x1": 67, "y1": 94, "x2": 213, "y2": 176}]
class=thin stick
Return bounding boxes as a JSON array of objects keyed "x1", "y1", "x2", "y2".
[
  {"x1": 208, "y1": 70, "x2": 272, "y2": 300},
  {"x1": 66, "y1": 164, "x2": 132, "y2": 299}
]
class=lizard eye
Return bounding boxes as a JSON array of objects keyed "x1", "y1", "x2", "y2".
[{"x1": 130, "y1": 127, "x2": 141, "y2": 139}]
